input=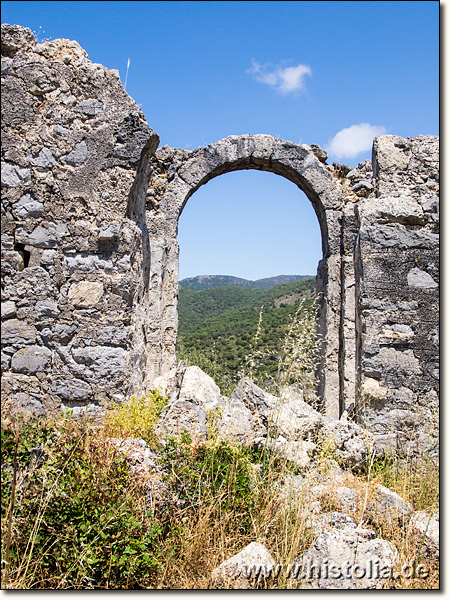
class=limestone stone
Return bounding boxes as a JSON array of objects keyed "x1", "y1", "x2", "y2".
[
  {"x1": 409, "y1": 511, "x2": 439, "y2": 557},
  {"x1": 230, "y1": 378, "x2": 323, "y2": 442},
  {"x1": 294, "y1": 526, "x2": 398, "y2": 589},
  {"x1": 1, "y1": 23, "x2": 36, "y2": 55},
  {"x1": 407, "y1": 267, "x2": 438, "y2": 289},
  {"x1": 361, "y1": 377, "x2": 388, "y2": 401},
  {"x1": 212, "y1": 542, "x2": 275, "y2": 588},
  {"x1": 156, "y1": 399, "x2": 207, "y2": 440},
  {"x1": 1, "y1": 300, "x2": 17, "y2": 319},
  {"x1": 71, "y1": 346, "x2": 126, "y2": 379},
  {"x1": 8, "y1": 392, "x2": 44, "y2": 416},
  {"x1": 12, "y1": 193, "x2": 44, "y2": 219},
  {"x1": 11, "y1": 345, "x2": 52, "y2": 374},
  {"x1": 15, "y1": 222, "x2": 69, "y2": 248},
  {"x1": 218, "y1": 397, "x2": 255, "y2": 444},
  {"x1": 68, "y1": 280, "x2": 104, "y2": 307},
  {"x1": 61, "y1": 141, "x2": 89, "y2": 167},
  {"x1": 28, "y1": 147, "x2": 56, "y2": 169},
  {"x1": 177, "y1": 365, "x2": 223, "y2": 412},
  {"x1": 320, "y1": 420, "x2": 374, "y2": 468},
  {"x1": 369, "y1": 484, "x2": 413, "y2": 526},
  {"x1": 34, "y1": 299, "x2": 60, "y2": 319},
  {"x1": 2, "y1": 319, "x2": 36, "y2": 346},
  {"x1": 1, "y1": 162, "x2": 30, "y2": 187},
  {"x1": 310, "y1": 511, "x2": 358, "y2": 536},
  {"x1": 50, "y1": 378, "x2": 93, "y2": 401}
]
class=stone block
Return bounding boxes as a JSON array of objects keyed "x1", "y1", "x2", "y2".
[
  {"x1": 2, "y1": 319, "x2": 36, "y2": 345},
  {"x1": 11, "y1": 345, "x2": 52, "y2": 374},
  {"x1": 68, "y1": 280, "x2": 104, "y2": 307}
]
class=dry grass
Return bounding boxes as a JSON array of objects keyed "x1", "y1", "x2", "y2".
[
  {"x1": 1, "y1": 304, "x2": 439, "y2": 589},
  {"x1": 1, "y1": 402, "x2": 439, "y2": 589}
]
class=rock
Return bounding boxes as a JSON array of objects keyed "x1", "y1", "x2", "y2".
[
  {"x1": 310, "y1": 144, "x2": 328, "y2": 163},
  {"x1": 67, "y1": 280, "x2": 104, "y2": 307},
  {"x1": 71, "y1": 346, "x2": 126, "y2": 380},
  {"x1": 28, "y1": 147, "x2": 56, "y2": 169},
  {"x1": 218, "y1": 397, "x2": 254, "y2": 444},
  {"x1": 12, "y1": 193, "x2": 44, "y2": 219},
  {"x1": 369, "y1": 485, "x2": 413, "y2": 526},
  {"x1": 358, "y1": 195, "x2": 424, "y2": 225},
  {"x1": 60, "y1": 141, "x2": 89, "y2": 167},
  {"x1": 106, "y1": 437, "x2": 158, "y2": 474},
  {"x1": 1, "y1": 300, "x2": 16, "y2": 319},
  {"x1": 373, "y1": 433, "x2": 397, "y2": 455},
  {"x1": 75, "y1": 100, "x2": 104, "y2": 116},
  {"x1": 51, "y1": 378, "x2": 93, "y2": 401},
  {"x1": 63, "y1": 402, "x2": 104, "y2": 420},
  {"x1": 98, "y1": 223, "x2": 120, "y2": 242},
  {"x1": 2, "y1": 319, "x2": 36, "y2": 346},
  {"x1": 352, "y1": 181, "x2": 373, "y2": 196},
  {"x1": 422, "y1": 196, "x2": 439, "y2": 213},
  {"x1": 34, "y1": 299, "x2": 60, "y2": 319},
  {"x1": 320, "y1": 420, "x2": 374, "y2": 468},
  {"x1": 212, "y1": 542, "x2": 275, "y2": 588},
  {"x1": 15, "y1": 223, "x2": 69, "y2": 248},
  {"x1": 408, "y1": 511, "x2": 439, "y2": 558},
  {"x1": 230, "y1": 378, "x2": 322, "y2": 442},
  {"x1": 1, "y1": 162, "x2": 30, "y2": 187},
  {"x1": 294, "y1": 525, "x2": 398, "y2": 589},
  {"x1": 309, "y1": 485, "x2": 359, "y2": 514},
  {"x1": 11, "y1": 345, "x2": 52, "y2": 375},
  {"x1": 276, "y1": 387, "x2": 323, "y2": 440},
  {"x1": 8, "y1": 392, "x2": 44, "y2": 416},
  {"x1": 407, "y1": 267, "x2": 438, "y2": 289},
  {"x1": 155, "y1": 399, "x2": 208, "y2": 440},
  {"x1": 274, "y1": 437, "x2": 317, "y2": 470},
  {"x1": 177, "y1": 365, "x2": 224, "y2": 412},
  {"x1": 1, "y1": 23, "x2": 36, "y2": 56},
  {"x1": 361, "y1": 377, "x2": 388, "y2": 401},
  {"x1": 310, "y1": 512, "x2": 358, "y2": 536}
]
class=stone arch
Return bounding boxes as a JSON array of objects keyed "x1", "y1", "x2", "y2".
[{"x1": 148, "y1": 135, "x2": 350, "y2": 418}]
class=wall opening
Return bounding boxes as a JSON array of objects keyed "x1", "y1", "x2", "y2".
[{"x1": 176, "y1": 168, "x2": 323, "y2": 400}]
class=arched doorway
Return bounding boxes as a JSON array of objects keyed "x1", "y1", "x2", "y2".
[{"x1": 146, "y1": 135, "x2": 351, "y2": 418}]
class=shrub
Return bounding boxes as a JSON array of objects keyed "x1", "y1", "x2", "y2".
[
  {"x1": 103, "y1": 389, "x2": 168, "y2": 444},
  {"x1": 1, "y1": 415, "x2": 164, "y2": 589}
]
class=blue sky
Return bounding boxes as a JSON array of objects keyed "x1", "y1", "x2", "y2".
[{"x1": 2, "y1": 1, "x2": 439, "y2": 280}]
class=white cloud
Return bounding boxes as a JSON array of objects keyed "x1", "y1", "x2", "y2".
[
  {"x1": 326, "y1": 123, "x2": 387, "y2": 159},
  {"x1": 248, "y1": 60, "x2": 312, "y2": 94}
]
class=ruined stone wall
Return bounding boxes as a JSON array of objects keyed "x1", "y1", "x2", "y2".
[
  {"x1": 355, "y1": 135, "x2": 439, "y2": 453},
  {"x1": 145, "y1": 136, "x2": 347, "y2": 418},
  {"x1": 1, "y1": 25, "x2": 439, "y2": 453},
  {"x1": 1, "y1": 24, "x2": 159, "y2": 412}
]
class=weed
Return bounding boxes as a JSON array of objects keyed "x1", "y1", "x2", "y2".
[{"x1": 103, "y1": 389, "x2": 168, "y2": 444}]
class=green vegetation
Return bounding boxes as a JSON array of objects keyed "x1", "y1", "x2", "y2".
[
  {"x1": 179, "y1": 274, "x2": 313, "y2": 291},
  {"x1": 1, "y1": 405, "x2": 439, "y2": 589},
  {"x1": 0, "y1": 276, "x2": 439, "y2": 590},
  {"x1": 1, "y1": 413, "x2": 162, "y2": 589},
  {"x1": 177, "y1": 278, "x2": 317, "y2": 394}
]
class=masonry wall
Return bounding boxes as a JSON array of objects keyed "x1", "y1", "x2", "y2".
[
  {"x1": 355, "y1": 135, "x2": 439, "y2": 454},
  {"x1": 1, "y1": 25, "x2": 439, "y2": 454},
  {"x1": 1, "y1": 24, "x2": 159, "y2": 413}
]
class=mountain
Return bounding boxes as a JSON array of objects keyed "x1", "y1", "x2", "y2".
[
  {"x1": 177, "y1": 277, "x2": 317, "y2": 394},
  {"x1": 179, "y1": 274, "x2": 314, "y2": 291}
]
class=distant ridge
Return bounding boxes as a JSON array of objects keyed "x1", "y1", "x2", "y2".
[{"x1": 179, "y1": 274, "x2": 314, "y2": 291}]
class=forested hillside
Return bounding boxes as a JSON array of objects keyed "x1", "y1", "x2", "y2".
[
  {"x1": 177, "y1": 277, "x2": 317, "y2": 394},
  {"x1": 179, "y1": 274, "x2": 313, "y2": 291}
]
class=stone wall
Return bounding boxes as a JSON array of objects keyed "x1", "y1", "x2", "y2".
[
  {"x1": 1, "y1": 24, "x2": 159, "y2": 412},
  {"x1": 1, "y1": 25, "x2": 439, "y2": 452},
  {"x1": 355, "y1": 135, "x2": 439, "y2": 453}
]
